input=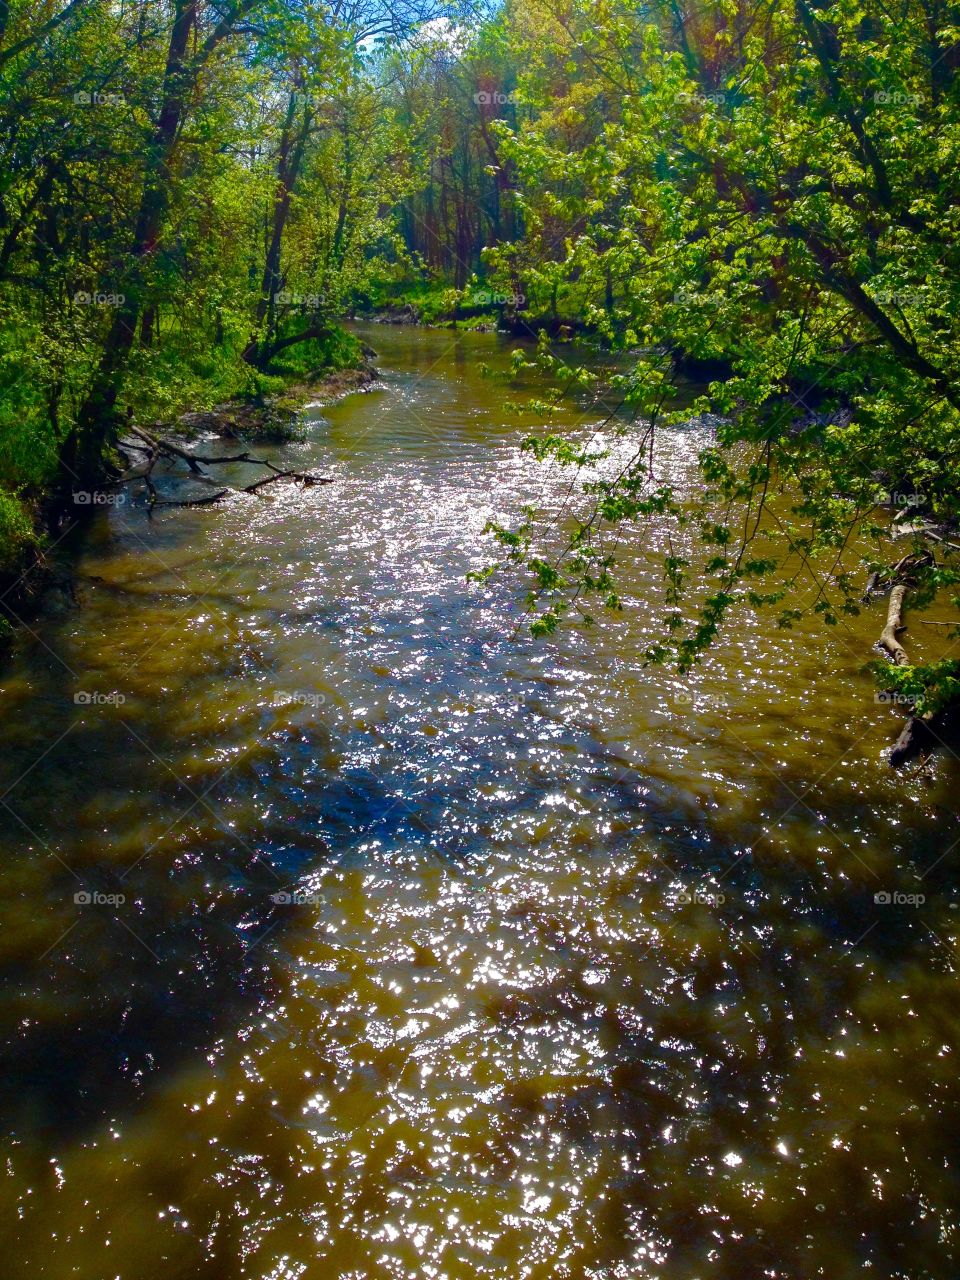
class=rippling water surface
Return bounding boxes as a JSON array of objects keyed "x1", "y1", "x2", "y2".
[{"x1": 1, "y1": 325, "x2": 959, "y2": 1279}]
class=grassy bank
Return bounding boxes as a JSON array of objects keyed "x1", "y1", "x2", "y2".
[{"x1": 0, "y1": 323, "x2": 371, "y2": 641}]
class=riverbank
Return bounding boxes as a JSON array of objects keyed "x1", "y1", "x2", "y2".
[
  {"x1": 0, "y1": 345, "x2": 378, "y2": 651},
  {"x1": 0, "y1": 495, "x2": 47, "y2": 653},
  {"x1": 169, "y1": 363, "x2": 378, "y2": 443},
  {"x1": 359, "y1": 299, "x2": 584, "y2": 338},
  {"x1": 356, "y1": 279, "x2": 587, "y2": 337}
]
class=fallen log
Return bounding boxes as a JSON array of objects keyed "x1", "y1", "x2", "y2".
[
  {"x1": 127, "y1": 425, "x2": 205, "y2": 473},
  {"x1": 873, "y1": 561, "x2": 946, "y2": 768},
  {"x1": 889, "y1": 713, "x2": 937, "y2": 768},
  {"x1": 151, "y1": 490, "x2": 230, "y2": 508},
  {"x1": 879, "y1": 584, "x2": 909, "y2": 665},
  {"x1": 119, "y1": 420, "x2": 332, "y2": 508}
]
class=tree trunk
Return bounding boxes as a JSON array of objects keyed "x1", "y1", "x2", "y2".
[
  {"x1": 140, "y1": 305, "x2": 156, "y2": 348},
  {"x1": 60, "y1": 0, "x2": 198, "y2": 494},
  {"x1": 243, "y1": 87, "x2": 312, "y2": 368}
]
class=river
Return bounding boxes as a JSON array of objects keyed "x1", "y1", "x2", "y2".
[{"x1": 0, "y1": 323, "x2": 958, "y2": 1278}]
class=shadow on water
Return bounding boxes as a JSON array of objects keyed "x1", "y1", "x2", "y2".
[
  {"x1": 2, "y1": 660, "x2": 959, "y2": 1280},
  {"x1": 472, "y1": 747, "x2": 960, "y2": 1280},
  {"x1": 0, "y1": 706, "x2": 489, "y2": 1137}
]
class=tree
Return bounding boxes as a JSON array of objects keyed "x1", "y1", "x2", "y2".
[{"x1": 478, "y1": 0, "x2": 960, "y2": 752}]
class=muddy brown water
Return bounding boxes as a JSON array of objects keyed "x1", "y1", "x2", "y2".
[{"x1": 0, "y1": 324, "x2": 958, "y2": 1279}]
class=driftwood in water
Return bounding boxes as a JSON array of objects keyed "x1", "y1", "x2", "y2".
[
  {"x1": 889, "y1": 711, "x2": 937, "y2": 768},
  {"x1": 873, "y1": 556, "x2": 941, "y2": 768},
  {"x1": 884, "y1": 577, "x2": 934, "y2": 766},
  {"x1": 879, "y1": 584, "x2": 910, "y2": 665},
  {"x1": 119, "y1": 423, "x2": 332, "y2": 509}
]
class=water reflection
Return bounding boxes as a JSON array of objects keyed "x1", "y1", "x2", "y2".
[{"x1": 0, "y1": 324, "x2": 958, "y2": 1278}]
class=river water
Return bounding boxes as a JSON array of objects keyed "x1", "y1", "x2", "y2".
[{"x1": 0, "y1": 324, "x2": 958, "y2": 1279}]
